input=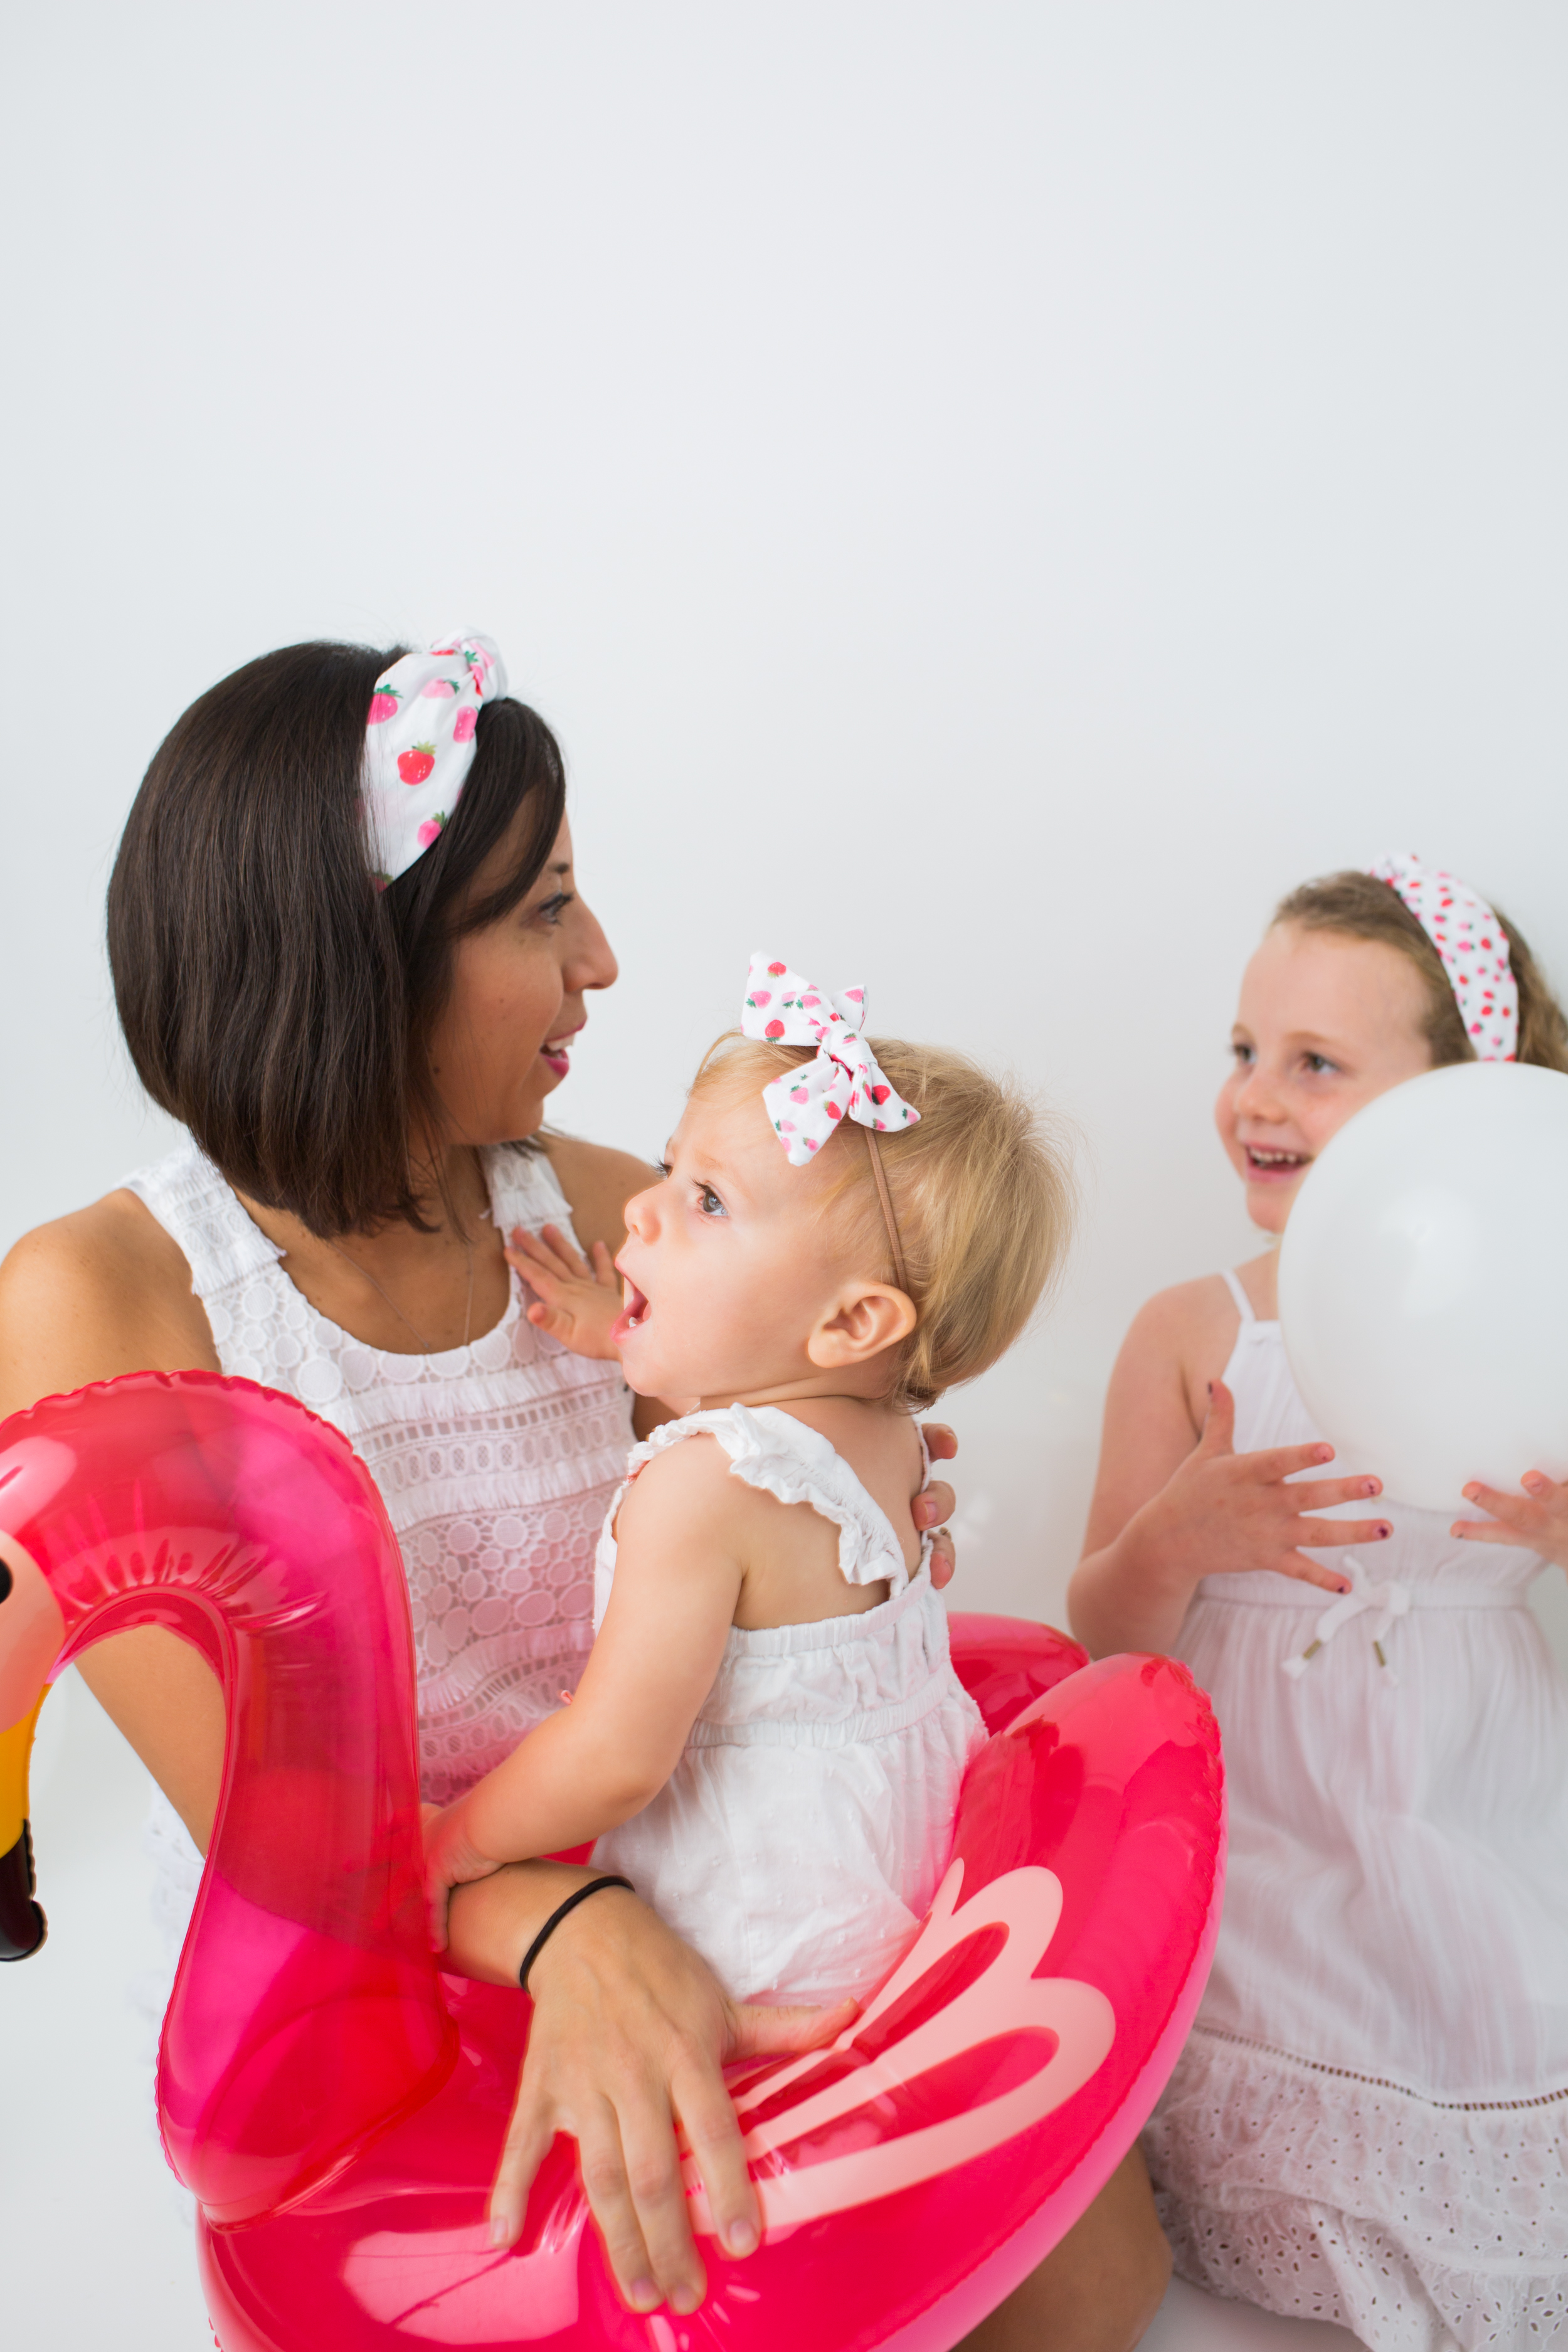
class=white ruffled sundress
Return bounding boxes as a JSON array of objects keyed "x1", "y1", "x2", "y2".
[
  {"x1": 1143, "y1": 1271, "x2": 1568, "y2": 2352},
  {"x1": 119, "y1": 1134, "x2": 636, "y2": 2026},
  {"x1": 590, "y1": 1403, "x2": 987, "y2": 2006}
]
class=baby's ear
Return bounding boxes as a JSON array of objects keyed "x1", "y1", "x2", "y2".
[{"x1": 806, "y1": 1283, "x2": 916, "y2": 1371}]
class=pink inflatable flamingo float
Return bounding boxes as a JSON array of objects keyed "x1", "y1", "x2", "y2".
[{"x1": 0, "y1": 1372, "x2": 1224, "y2": 2352}]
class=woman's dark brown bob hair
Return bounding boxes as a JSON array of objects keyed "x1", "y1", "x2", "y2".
[{"x1": 109, "y1": 640, "x2": 566, "y2": 1237}]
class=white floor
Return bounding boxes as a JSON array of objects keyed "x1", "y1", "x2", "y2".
[{"x1": 0, "y1": 1675, "x2": 1362, "y2": 2352}]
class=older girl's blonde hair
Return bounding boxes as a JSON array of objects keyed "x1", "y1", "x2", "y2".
[{"x1": 691, "y1": 1033, "x2": 1074, "y2": 1412}]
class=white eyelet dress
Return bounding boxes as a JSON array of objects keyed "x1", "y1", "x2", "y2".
[
  {"x1": 120, "y1": 1135, "x2": 635, "y2": 2037},
  {"x1": 588, "y1": 1403, "x2": 987, "y2": 2006},
  {"x1": 1142, "y1": 1271, "x2": 1568, "y2": 2352}
]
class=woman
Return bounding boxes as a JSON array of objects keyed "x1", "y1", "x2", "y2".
[{"x1": 0, "y1": 632, "x2": 1168, "y2": 2346}]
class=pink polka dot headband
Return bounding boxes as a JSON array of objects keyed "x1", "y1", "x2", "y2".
[
  {"x1": 1369, "y1": 853, "x2": 1518, "y2": 1061},
  {"x1": 741, "y1": 955, "x2": 921, "y2": 1291},
  {"x1": 363, "y1": 631, "x2": 507, "y2": 887}
]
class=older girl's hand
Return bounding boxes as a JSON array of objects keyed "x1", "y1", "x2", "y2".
[
  {"x1": 1071, "y1": 1381, "x2": 1393, "y2": 1657},
  {"x1": 1454, "y1": 1470, "x2": 1568, "y2": 1571},
  {"x1": 487, "y1": 1880, "x2": 851, "y2": 2315}
]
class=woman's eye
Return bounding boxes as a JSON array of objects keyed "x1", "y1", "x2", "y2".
[
  {"x1": 1303, "y1": 1052, "x2": 1337, "y2": 1076},
  {"x1": 697, "y1": 1185, "x2": 728, "y2": 1218},
  {"x1": 654, "y1": 1160, "x2": 672, "y2": 1181},
  {"x1": 532, "y1": 891, "x2": 573, "y2": 928}
]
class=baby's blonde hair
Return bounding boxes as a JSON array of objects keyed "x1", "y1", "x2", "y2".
[{"x1": 691, "y1": 1034, "x2": 1075, "y2": 1412}]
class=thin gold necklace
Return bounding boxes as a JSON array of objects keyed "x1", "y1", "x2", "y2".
[{"x1": 330, "y1": 1231, "x2": 475, "y2": 1354}]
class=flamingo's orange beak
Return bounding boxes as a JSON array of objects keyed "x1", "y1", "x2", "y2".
[{"x1": 0, "y1": 1543, "x2": 64, "y2": 1961}]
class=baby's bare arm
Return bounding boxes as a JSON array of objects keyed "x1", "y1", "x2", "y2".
[{"x1": 428, "y1": 1443, "x2": 747, "y2": 1917}]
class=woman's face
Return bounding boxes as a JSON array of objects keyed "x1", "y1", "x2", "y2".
[
  {"x1": 1214, "y1": 923, "x2": 1437, "y2": 1234},
  {"x1": 426, "y1": 814, "x2": 617, "y2": 1149}
]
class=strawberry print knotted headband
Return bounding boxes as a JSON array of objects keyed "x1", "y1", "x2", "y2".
[
  {"x1": 1369, "y1": 853, "x2": 1518, "y2": 1061},
  {"x1": 363, "y1": 631, "x2": 508, "y2": 886},
  {"x1": 741, "y1": 955, "x2": 921, "y2": 1166}
]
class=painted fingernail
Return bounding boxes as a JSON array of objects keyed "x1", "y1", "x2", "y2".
[
  {"x1": 725, "y1": 2221, "x2": 758, "y2": 2257},
  {"x1": 1378, "y1": 1524, "x2": 1392, "y2": 1539}
]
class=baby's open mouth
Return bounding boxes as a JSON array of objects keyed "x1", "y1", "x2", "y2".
[
  {"x1": 1245, "y1": 1146, "x2": 1310, "y2": 1176},
  {"x1": 610, "y1": 1279, "x2": 650, "y2": 1347}
]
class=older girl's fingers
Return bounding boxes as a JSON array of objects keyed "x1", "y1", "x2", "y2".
[
  {"x1": 1279, "y1": 1474, "x2": 1385, "y2": 1515},
  {"x1": 1276, "y1": 1550, "x2": 1358, "y2": 1596},
  {"x1": 1237, "y1": 1438, "x2": 1340, "y2": 1485},
  {"x1": 1453, "y1": 1483, "x2": 1540, "y2": 1544},
  {"x1": 928, "y1": 1528, "x2": 956, "y2": 1589},
  {"x1": 913, "y1": 1479, "x2": 956, "y2": 1532},
  {"x1": 1291, "y1": 1513, "x2": 1394, "y2": 1553},
  {"x1": 1451, "y1": 1515, "x2": 1529, "y2": 1546},
  {"x1": 919, "y1": 1422, "x2": 958, "y2": 1463}
]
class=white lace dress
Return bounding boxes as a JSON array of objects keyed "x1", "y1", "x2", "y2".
[
  {"x1": 122, "y1": 1134, "x2": 636, "y2": 2029},
  {"x1": 590, "y1": 1404, "x2": 987, "y2": 2005},
  {"x1": 1143, "y1": 1271, "x2": 1568, "y2": 2352}
]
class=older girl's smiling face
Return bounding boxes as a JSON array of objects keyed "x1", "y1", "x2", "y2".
[
  {"x1": 1216, "y1": 922, "x2": 1438, "y2": 1233},
  {"x1": 426, "y1": 815, "x2": 618, "y2": 1149}
]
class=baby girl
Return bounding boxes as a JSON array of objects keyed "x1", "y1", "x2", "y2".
[{"x1": 425, "y1": 957, "x2": 1071, "y2": 2005}]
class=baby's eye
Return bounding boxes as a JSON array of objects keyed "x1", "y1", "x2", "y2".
[
  {"x1": 697, "y1": 1185, "x2": 728, "y2": 1218},
  {"x1": 654, "y1": 1160, "x2": 672, "y2": 1180},
  {"x1": 1231, "y1": 1041, "x2": 1255, "y2": 1066},
  {"x1": 1303, "y1": 1052, "x2": 1338, "y2": 1076}
]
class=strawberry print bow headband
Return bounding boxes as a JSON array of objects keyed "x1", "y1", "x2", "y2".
[
  {"x1": 741, "y1": 955, "x2": 921, "y2": 1165},
  {"x1": 363, "y1": 631, "x2": 508, "y2": 886},
  {"x1": 741, "y1": 955, "x2": 921, "y2": 1292},
  {"x1": 1369, "y1": 853, "x2": 1518, "y2": 1061}
]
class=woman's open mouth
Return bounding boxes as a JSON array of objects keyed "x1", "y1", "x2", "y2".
[
  {"x1": 540, "y1": 1034, "x2": 575, "y2": 1079},
  {"x1": 610, "y1": 1279, "x2": 649, "y2": 1348},
  {"x1": 1244, "y1": 1145, "x2": 1310, "y2": 1180}
]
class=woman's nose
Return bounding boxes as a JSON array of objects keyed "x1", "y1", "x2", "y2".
[{"x1": 567, "y1": 899, "x2": 618, "y2": 995}]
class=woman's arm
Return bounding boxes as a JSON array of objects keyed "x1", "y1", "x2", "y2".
[
  {"x1": 447, "y1": 1859, "x2": 851, "y2": 2312},
  {"x1": 1068, "y1": 1277, "x2": 1392, "y2": 1657},
  {"x1": 0, "y1": 1196, "x2": 229, "y2": 1843}
]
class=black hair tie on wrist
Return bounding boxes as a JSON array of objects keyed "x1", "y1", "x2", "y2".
[{"x1": 517, "y1": 1875, "x2": 634, "y2": 1993}]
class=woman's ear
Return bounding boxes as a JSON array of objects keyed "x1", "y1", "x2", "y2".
[{"x1": 806, "y1": 1283, "x2": 917, "y2": 1372}]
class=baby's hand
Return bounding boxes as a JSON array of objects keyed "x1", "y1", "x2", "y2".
[
  {"x1": 1454, "y1": 1470, "x2": 1568, "y2": 1571},
  {"x1": 423, "y1": 1798, "x2": 507, "y2": 1954},
  {"x1": 506, "y1": 1223, "x2": 623, "y2": 1359}
]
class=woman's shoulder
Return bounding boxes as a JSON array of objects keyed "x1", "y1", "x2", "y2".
[
  {"x1": 535, "y1": 1133, "x2": 658, "y2": 1254},
  {"x1": 0, "y1": 1189, "x2": 218, "y2": 1415}
]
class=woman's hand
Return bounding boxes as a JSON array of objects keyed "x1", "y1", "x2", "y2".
[
  {"x1": 486, "y1": 1880, "x2": 852, "y2": 2314},
  {"x1": 1070, "y1": 1380, "x2": 1392, "y2": 1656},
  {"x1": 916, "y1": 1421, "x2": 958, "y2": 1591},
  {"x1": 1454, "y1": 1470, "x2": 1568, "y2": 1570},
  {"x1": 507, "y1": 1223, "x2": 623, "y2": 1359}
]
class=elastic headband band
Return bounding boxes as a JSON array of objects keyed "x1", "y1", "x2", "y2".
[
  {"x1": 1367, "y1": 853, "x2": 1518, "y2": 1061},
  {"x1": 363, "y1": 630, "x2": 507, "y2": 887},
  {"x1": 740, "y1": 954, "x2": 920, "y2": 1294}
]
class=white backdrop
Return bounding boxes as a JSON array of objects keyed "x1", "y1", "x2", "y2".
[
  {"x1": 4, "y1": 1, "x2": 1567, "y2": 1641},
  {"x1": 4, "y1": 11, "x2": 1565, "y2": 2345}
]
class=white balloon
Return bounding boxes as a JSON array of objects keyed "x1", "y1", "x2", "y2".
[{"x1": 1277, "y1": 1061, "x2": 1568, "y2": 1512}]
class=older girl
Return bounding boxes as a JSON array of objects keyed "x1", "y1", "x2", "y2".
[{"x1": 1071, "y1": 859, "x2": 1568, "y2": 2350}]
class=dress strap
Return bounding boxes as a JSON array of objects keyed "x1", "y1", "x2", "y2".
[
  {"x1": 120, "y1": 1135, "x2": 283, "y2": 1301},
  {"x1": 1220, "y1": 1268, "x2": 1256, "y2": 1323},
  {"x1": 625, "y1": 1402, "x2": 920, "y2": 1592}
]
